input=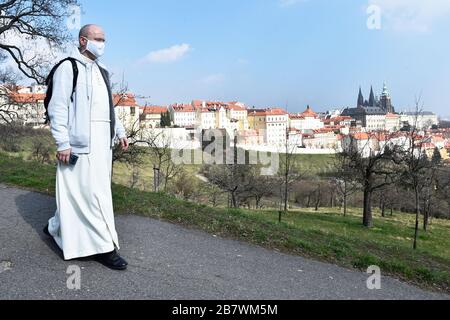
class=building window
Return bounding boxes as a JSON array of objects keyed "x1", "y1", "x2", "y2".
[{"x1": 131, "y1": 107, "x2": 135, "y2": 115}]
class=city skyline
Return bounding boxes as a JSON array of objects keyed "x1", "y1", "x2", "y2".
[{"x1": 67, "y1": 0, "x2": 450, "y2": 118}]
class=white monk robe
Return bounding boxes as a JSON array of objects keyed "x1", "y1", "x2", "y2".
[{"x1": 48, "y1": 56, "x2": 120, "y2": 260}]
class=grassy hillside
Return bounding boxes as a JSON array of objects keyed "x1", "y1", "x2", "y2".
[{"x1": 1, "y1": 151, "x2": 449, "y2": 293}]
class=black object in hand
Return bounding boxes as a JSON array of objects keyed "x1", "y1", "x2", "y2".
[{"x1": 69, "y1": 153, "x2": 79, "y2": 166}]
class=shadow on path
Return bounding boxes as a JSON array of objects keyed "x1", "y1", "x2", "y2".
[{"x1": 15, "y1": 191, "x2": 64, "y2": 260}]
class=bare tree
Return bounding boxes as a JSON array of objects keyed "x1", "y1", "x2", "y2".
[
  {"x1": 0, "y1": 85, "x2": 20, "y2": 124},
  {"x1": 203, "y1": 163, "x2": 256, "y2": 209},
  {"x1": 341, "y1": 133, "x2": 402, "y2": 227},
  {"x1": 333, "y1": 152, "x2": 358, "y2": 216},
  {"x1": 0, "y1": 0, "x2": 79, "y2": 81},
  {"x1": 278, "y1": 129, "x2": 304, "y2": 213},
  {"x1": 110, "y1": 81, "x2": 152, "y2": 179},
  {"x1": 30, "y1": 134, "x2": 52, "y2": 163},
  {"x1": 0, "y1": 1, "x2": 79, "y2": 126},
  {"x1": 248, "y1": 174, "x2": 276, "y2": 209},
  {"x1": 143, "y1": 129, "x2": 183, "y2": 192},
  {"x1": 173, "y1": 169, "x2": 198, "y2": 200},
  {"x1": 400, "y1": 99, "x2": 436, "y2": 249},
  {"x1": 196, "y1": 181, "x2": 226, "y2": 208},
  {"x1": 313, "y1": 179, "x2": 322, "y2": 211}
]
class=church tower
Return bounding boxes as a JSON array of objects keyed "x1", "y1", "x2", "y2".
[
  {"x1": 380, "y1": 82, "x2": 394, "y2": 113},
  {"x1": 357, "y1": 87, "x2": 364, "y2": 108},
  {"x1": 369, "y1": 86, "x2": 375, "y2": 107}
]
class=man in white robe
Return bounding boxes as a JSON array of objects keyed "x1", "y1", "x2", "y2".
[{"x1": 45, "y1": 24, "x2": 129, "y2": 270}]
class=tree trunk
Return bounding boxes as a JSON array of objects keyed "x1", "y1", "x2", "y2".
[
  {"x1": 231, "y1": 192, "x2": 238, "y2": 208},
  {"x1": 315, "y1": 186, "x2": 321, "y2": 211},
  {"x1": 381, "y1": 200, "x2": 385, "y2": 218},
  {"x1": 343, "y1": 193, "x2": 347, "y2": 217},
  {"x1": 363, "y1": 189, "x2": 373, "y2": 228},
  {"x1": 423, "y1": 210, "x2": 428, "y2": 232},
  {"x1": 413, "y1": 186, "x2": 420, "y2": 250},
  {"x1": 423, "y1": 193, "x2": 431, "y2": 231},
  {"x1": 284, "y1": 176, "x2": 288, "y2": 212},
  {"x1": 423, "y1": 200, "x2": 430, "y2": 232},
  {"x1": 255, "y1": 196, "x2": 261, "y2": 209}
]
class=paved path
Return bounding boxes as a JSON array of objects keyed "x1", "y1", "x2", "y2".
[{"x1": 0, "y1": 183, "x2": 448, "y2": 300}]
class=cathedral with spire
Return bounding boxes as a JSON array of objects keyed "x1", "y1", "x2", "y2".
[
  {"x1": 357, "y1": 83, "x2": 394, "y2": 113},
  {"x1": 341, "y1": 83, "x2": 396, "y2": 128}
]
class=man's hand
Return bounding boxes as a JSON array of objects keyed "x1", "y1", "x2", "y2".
[
  {"x1": 119, "y1": 137, "x2": 129, "y2": 151},
  {"x1": 57, "y1": 148, "x2": 72, "y2": 164}
]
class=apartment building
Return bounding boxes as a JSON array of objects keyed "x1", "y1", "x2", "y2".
[
  {"x1": 169, "y1": 103, "x2": 196, "y2": 127},
  {"x1": 289, "y1": 106, "x2": 324, "y2": 132}
]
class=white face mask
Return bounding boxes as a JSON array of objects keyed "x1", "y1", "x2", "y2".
[{"x1": 83, "y1": 37, "x2": 105, "y2": 58}]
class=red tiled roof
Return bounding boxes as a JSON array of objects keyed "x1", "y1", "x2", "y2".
[
  {"x1": 192, "y1": 100, "x2": 203, "y2": 107},
  {"x1": 352, "y1": 132, "x2": 370, "y2": 140},
  {"x1": 172, "y1": 104, "x2": 195, "y2": 112},
  {"x1": 289, "y1": 114, "x2": 305, "y2": 119},
  {"x1": 248, "y1": 109, "x2": 268, "y2": 116},
  {"x1": 226, "y1": 104, "x2": 246, "y2": 111},
  {"x1": 385, "y1": 112, "x2": 399, "y2": 119},
  {"x1": 323, "y1": 116, "x2": 352, "y2": 124},
  {"x1": 301, "y1": 106, "x2": 317, "y2": 118},
  {"x1": 141, "y1": 106, "x2": 168, "y2": 114},
  {"x1": 313, "y1": 128, "x2": 337, "y2": 134},
  {"x1": 9, "y1": 93, "x2": 45, "y2": 103},
  {"x1": 249, "y1": 108, "x2": 287, "y2": 116},
  {"x1": 113, "y1": 93, "x2": 137, "y2": 107},
  {"x1": 267, "y1": 108, "x2": 287, "y2": 115}
]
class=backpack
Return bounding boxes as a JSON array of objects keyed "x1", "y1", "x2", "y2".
[{"x1": 43, "y1": 58, "x2": 79, "y2": 125}]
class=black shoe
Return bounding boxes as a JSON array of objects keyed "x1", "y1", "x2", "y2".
[
  {"x1": 95, "y1": 250, "x2": 128, "y2": 271},
  {"x1": 43, "y1": 223, "x2": 50, "y2": 237}
]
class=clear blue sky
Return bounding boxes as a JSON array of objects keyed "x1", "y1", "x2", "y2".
[{"x1": 75, "y1": 0, "x2": 450, "y2": 117}]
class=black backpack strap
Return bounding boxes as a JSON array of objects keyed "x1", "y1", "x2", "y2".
[
  {"x1": 43, "y1": 57, "x2": 79, "y2": 125},
  {"x1": 45, "y1": 57, "x2": 78, "y2": 102},
  {"x1": 67, "y1": 58, "x2": 78, "y2": 102}
]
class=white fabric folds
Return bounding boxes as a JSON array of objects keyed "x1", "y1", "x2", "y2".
[
  {"x1": 48, "y1": 119, "x2": 120, "y2": 260},
  {"x1": 47, "y1": 61, "x2": 120, "y2": 260}
]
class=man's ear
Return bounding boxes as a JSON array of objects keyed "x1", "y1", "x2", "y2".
[{"x1": 79, "y1": 36, "x2": 87, "y2": 48}]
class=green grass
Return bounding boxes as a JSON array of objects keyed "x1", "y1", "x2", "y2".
[
  {"x1": 111, "y1": 150, "x2": 336, "y2": 190},
  {"x1": 289, "y1": 153, "x2": 336, "y2": 174},
  {"x1": 0, "y1": 151, "x2": 449, "y2": 293}
]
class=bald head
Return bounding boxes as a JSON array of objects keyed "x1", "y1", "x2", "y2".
[
  {"x1": 78, "y1": 24, "x2": 106, "y2": 59},
  {"x1": 79, "y1": 24, "x2": 104, "y2": 39}
]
